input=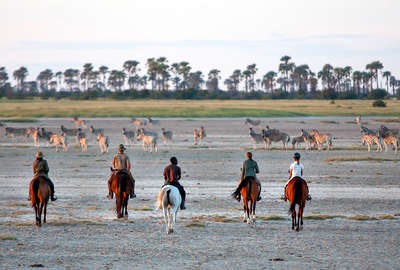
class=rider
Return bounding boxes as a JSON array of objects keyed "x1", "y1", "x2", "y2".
[
  {"x1": 281, "y1": 152, "x2": 311, "y2": 201},
  {"x1": 233, "y1": 152, "x2": 262, "y2": 202},
  {"x1": 31, "y1": 151, "x2": 57, "y2": 201},
  {"x1": 163, "y1": 157, "x2": 186, "y2": 210},
  {"x1": 107, "y1": 144, "x2": 136, "y2": 199}
]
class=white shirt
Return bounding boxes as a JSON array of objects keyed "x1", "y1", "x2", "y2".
[{"x1": 289, "y1": 162, "x2": 304, "y2": 179}]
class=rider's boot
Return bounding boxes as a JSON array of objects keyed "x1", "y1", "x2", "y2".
[
  {"x1": 306, "y1": 194, "x2": 312, "y2": 201},
  {"x1": 51, "y1": 192, "x2": 57, "y2": 201},
  {"x1": 257, "y1": 187, "x2": 262, "y2": 201},
  {"x1": 107, "y1": 191, "x2": 113, "y2": 199},
  {"x1": 180, "y1": 200, "x2": 186, "y2": 210}
]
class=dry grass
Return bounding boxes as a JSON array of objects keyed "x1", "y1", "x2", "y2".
[
  {"x1": 347, "y1": 215, "x2": 378, "y2": 221},
  {"x1": 304, "y1": 215, "x2": 345, "y2": 220},
  {"x1": 374, "y1": 118, "x2": 400, "y2": 123},
  {"x1": 128, "y1": 206, "x2": 153, "y2": 211},
  {"x1": 320, "y1": 120, "x2": 339, "y2": 124},
  {"x1": 378, "y1": 215, "x2": 396, "y2": 220},
  {"x1": 86, "y1": 206, "x2": 100, "y2": 210},
  {"x1": 257, "y1": 215, "x2": 287, "y2": 221},
  {"x1": 1, "y1": 99, "x2": 399, "y2": 117},
  {"x1": 184, "y1": 222, "x2": 206, "y2": 228},
  {"x1": 191, "y1": 215, "x2": 240, "y2": 223},
  {"x1": 324, "y1": 156, "x2": 400, "y2": 163},
  {"x1": 0, "y1": 234, "x2": 17, "y2": 240},
  {"x1": 48, "y1": 220, "x2": 105, "y2": 226},
  {"x1": 5, "y1": 202, "x2": 29, "y2": 207}
]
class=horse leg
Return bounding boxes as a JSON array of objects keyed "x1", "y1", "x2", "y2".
[
  {"x1": 251, "y1": 199, "x2": 256, "y2": 225},
  {"x1": 43, "y1": 201, "x2": 47, "y2": 223},
  {"x1": 38, "y1": 202, "x2": 43, "y2": 226},
  {"x1": 163, "y1": 207, "x2": 169, "y2": 233},
  {"x1": 242, "y1": 201, "x2": 247, "y2": 222},
  {"x1": 34, "y1": 204, "x2": 39, "y2": 226},
  {"x1": 291, "y1": 208, "x2": 296, "y2": 230},
  {"x1": 124, "y1": 196, "x2": 128, "y2": 216}
]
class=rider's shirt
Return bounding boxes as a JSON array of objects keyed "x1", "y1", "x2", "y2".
[
  {"x1": 241, "y1": 159, "x2": 259, "y2": 180},
  {"x1": 33, "y1": 159, "x2": 49, "y2": 178},
  {"x1": 289, "y1": 162, "x2": 304, "y2": 179},
  {"x1": 113, "y1": 153, "x2": 130, "y2": 172},
  {"x1": 163, "y1": 164, "x2": 181, "y2": 183}
]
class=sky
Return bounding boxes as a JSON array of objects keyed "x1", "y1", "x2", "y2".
[{"x1": 2, "y1": 0, "x2": 400, "y2": 86}]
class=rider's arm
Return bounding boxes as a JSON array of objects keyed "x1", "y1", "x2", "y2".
[
  {"x1": 176, "y1": 167, "x2": 181, "y2": 181},
  {"x1": 254, "y1": 161, "x2": 259, "y2": 174},
  {"x1": 241, "y1": 161, "x2": 246, "y2": 180},
  {"x1": 112, "y1": 155, "x2": 116, "y2": 169},
  {"x1": 163, "y1": 167, "x2": 168, "y2": 181},
  {"x1": 126, "y1": 156, "x2": 131, "y2": 171},
  {"x1": 43, "y1": 160, "x2": 49, "y2": 174}
]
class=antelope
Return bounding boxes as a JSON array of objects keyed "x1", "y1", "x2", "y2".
[
  {"x1": 72, "y1": 116, "x2": 87, "y2": 128},
  {"x1": 97, "y1": 133, "x2": 109, "y2": 154},
  {"x1": 131, "y1": 118, "x2": 147, "y2": 127}
]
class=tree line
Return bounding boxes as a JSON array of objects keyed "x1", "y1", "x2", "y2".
[{"x1": 1, "y1": 56, "x2": 399, "y2": 100}]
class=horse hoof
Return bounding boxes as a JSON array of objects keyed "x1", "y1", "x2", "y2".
[{"x1": 167, "y1": 228, "x2": 174, "y2": 234}]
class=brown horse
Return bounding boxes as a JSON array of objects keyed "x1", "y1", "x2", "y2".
[
  {"x1": 286, "y1": 177, "x2": 309, "y2": 231},
  {"x1": 29, "y1": 177, "x2": 51, "y2": 226},
  {"x1": 232, "y1": 176, "x2": 260, "y2": 225},
  {"x1": 109, "y1": 168, "x2": 132, "y2": 218}
]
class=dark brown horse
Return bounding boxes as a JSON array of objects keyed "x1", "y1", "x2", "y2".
[
  {"x1": 286, "y1": 177, "x2": 309, "y2": 231},
  {"x1": 29, "y1": 177, "x2": 51, "y2": 226},
  {"x1": 232, "y1": 176, "x2": 260, "y2": 225},
  {"x1": 109, "y1": 168, "x2": 132, "y2": 218}
]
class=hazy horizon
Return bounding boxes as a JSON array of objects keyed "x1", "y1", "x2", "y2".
[{"x1": 2, "y1": 0, "x2": 400, "y2": 83}]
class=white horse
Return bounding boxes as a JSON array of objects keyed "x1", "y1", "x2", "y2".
[{"x1": 156, "y1": 185, "x2": 181, "y2": 234}]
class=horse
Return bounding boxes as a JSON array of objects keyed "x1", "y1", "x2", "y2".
[
  {"x1": 286, "y1": 177, "x2": 309, "y2": 231},
  {"x1": 137, "y1": 131, "x2": 157, "y2": 152},
  {"x1": 109, "y1": 168, "x2": 132, "y2": 218},
  {"x1": 249, "y1": 128, "x2": 265, "y2": 149},
  {"x1": 29, "y1": 177, "x2": 51, "y2": 226},
  {"x1": 311, "y1": 129, "x2": 333, "y2": 151},
  {"x1": 156, "y1": 185, "x2": 181, "y2": 234},
  {"x1": 262, "y1": 128, "x2": 290, "y2": 150},
  {"x1": 231, "y1": 176, "x2": 260, "y2": 225}
]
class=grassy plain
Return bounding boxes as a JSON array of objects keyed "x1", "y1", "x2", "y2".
[{"x1": 0, "y1": 99, "x2": 399, "y2": 118}]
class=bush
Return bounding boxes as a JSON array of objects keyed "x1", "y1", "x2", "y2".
[
  {"x1": 372, "y1": 99, "x2": 386, "y2": 107},
  {"x1": 322, "y1": 88, "x2": 337, "y2": 100},
  {"x1": 368, "y1": 89, "x2": 387, "y2": 100}
]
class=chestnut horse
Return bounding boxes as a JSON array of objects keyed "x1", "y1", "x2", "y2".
[
  {"x1": 232, "y1": 176, "x2": 260, "y2": 225},
  {"x1": 29, "y1": 177, "x2": 51, "y2": 226},
  {"x1": 109, "y1": 168, "x2": 132, "y2": 218},
  {"x1": 286, "y1": 177, "x2": 309, "y2": 231}
]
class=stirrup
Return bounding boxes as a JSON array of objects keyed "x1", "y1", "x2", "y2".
[
  {"x1": 306, "y1": 195, "x2": 312, "y2": 201},
  {"x1": 51, "y1": 196, "x2": 57, "y2": 201},
  {"x1": 257, "y1": 196, "x2": 262, "y2": 201}
]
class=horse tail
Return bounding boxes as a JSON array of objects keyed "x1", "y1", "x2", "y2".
[
  {"x1": 116, "y1": 177, "x2": 123, "y2": 215},
  {"x1": 156, "y1": 187, "x2": 169, "y2": 209},
  {"x1": 30, "y1": 178, "x2": 40, "y2": 208},
  {"x1": 231, "y1": 177, "x2": 249, "y2": 200},
  {"x1": 287, "y1": 135, "x2": 290, "y2": 143},
  {"x1": 166, "y1": 189, "x2": 171, "y2": 206},
  {"x1": 288, "y1": 178, "x2": 302, "y2": 215}
]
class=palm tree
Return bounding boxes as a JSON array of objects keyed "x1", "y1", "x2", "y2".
[
  {"x1": 108, "y1": 70, "x2": 126, "y2": 91},
  {"x1": 0, "y1": 67, "x2": 9, "y2": 87},
  {"x1": 390, "y1": 76, "x2": 397, "y2": 95},
  {"x1": 206, "y1": 69, "x2": 221, "y2": 91},
  {"x1": 230, "y1": 70, "x2": 241, "y2": 92},
  {"x1": 224, "y1": 78, "x2": 235, "y2": 91},
  {"x1": 382, "y1": 71, "x2": 391, "y2": 94},
  {"x1": 187, "y1": 71, "x2": 203, "y2": 90},
  {"x1": 170, "y1": 63, "x2": 181, "y2": 90},
  {"x1": 352, "y1": 71, "x2": 362, "y2": 95},
  {"x1": 99, "y1": 66, "x2": 109, "y2": 88},
  {"x1": 293, "y1": 65, "x2": 309, "y2": 91},
  {"x1": 36, "y1": 69, "x2": 53, "y2": 91},
  {"x1": 308, "y1": 71, "x2": 318, "y2": 93},
  {"x1": 80, "y1": 63, "x2": 94, "y2": 90},
  {"x1": 333, "y1": 67, "x2": 344, "y2": 92},
  {"x1": 123, "y1": 60, "x2": 140, "y2": 89},
  {"x1": 246, "y1": 64, "x2": 257, "y2": 91},
  {"x1": 279, "y1": 55, "x2": 294, "y2": 92},
  {"x1": 262, "y1": 71, "x2": 277, "y2": 93},
  {"x1": 361, "y1": 71, "x2": 372, "y2": 95},
  {"x1": 366, "y1": 61, "x2": 384, "y2": 89},
  {"x1": 318, "y1": 64, "x2": 334, "y2": 90},
  {"x1": 63, "y1": 69, "x2": 80, "y2": 91},
  {"x1": 13, "y1": 66, "x2": 28, "y2": 91},
  {"x1": 178, "y1": 61, "x2": 191, "y2": 90},
  {"x1": 343, "y1": 66, "x2": 352, "y2": 91}
]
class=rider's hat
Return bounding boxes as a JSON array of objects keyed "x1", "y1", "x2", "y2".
[
  {"x1": 35, "y1": 151, "x2": 44, "y2": 158},
  {"x1": 293, "y1": 152, "x2": 301, "y2": 159},
  {"x1": 118, "y1": 144, "x2": 126, "y2": 151}
]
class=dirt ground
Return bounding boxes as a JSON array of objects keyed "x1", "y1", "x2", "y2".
[{"x1": 0, "y1": 117, "x2": 399, "y2": 269}]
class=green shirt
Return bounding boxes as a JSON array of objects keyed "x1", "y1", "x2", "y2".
[
  {"x1": 241, "y1": 159, "x2": 259, "y2": 180},
  {"x1": 33, "y1": 159, "x2": 49, "y2": 178}
]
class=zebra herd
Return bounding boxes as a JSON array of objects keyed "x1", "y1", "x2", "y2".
[
  {"x1": 1, "y1": 116, "x2": 399, "y2": 154},
  {"x1": 0, "y1": 117, "x2": 201, "y2": 153}
]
